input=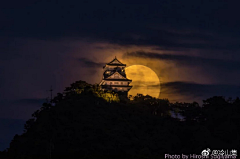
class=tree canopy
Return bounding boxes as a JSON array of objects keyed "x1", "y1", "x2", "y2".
[{"x1": 1, "y1": 80, "x2": 239, "y2": 159}]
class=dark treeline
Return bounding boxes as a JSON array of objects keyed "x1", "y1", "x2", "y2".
[{"x1": 0, "y1": 81, "x2": 239, "y2": 159}]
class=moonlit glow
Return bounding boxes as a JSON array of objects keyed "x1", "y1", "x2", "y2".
[{"x1": 125, "y1": 65, "x2": 160, "y2": 98}]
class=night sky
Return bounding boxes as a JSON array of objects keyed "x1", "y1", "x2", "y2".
[{"x1": 1, "y1": 0, "x2": 240, "y2": 150}]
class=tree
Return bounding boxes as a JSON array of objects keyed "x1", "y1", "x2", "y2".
[{"x1": 4, "y1": 80, "x2": 240, "y2": 158}]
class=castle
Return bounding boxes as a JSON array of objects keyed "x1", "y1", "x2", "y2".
[{"x1": 99, "y1": 57, "x2": 132, "y2": 96}]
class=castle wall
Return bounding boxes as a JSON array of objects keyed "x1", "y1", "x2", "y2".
[{"x1": 104, "y1": 81, "x2": 129, "y2": 85}]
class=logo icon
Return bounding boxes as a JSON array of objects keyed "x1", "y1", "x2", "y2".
[
  {"x1": 230, "y1": 150, "x2": 237, "y2": 156},
  {"x1": 202, "y1": 148, "x2": 211, "y2": 157},
  {"x1": 211, "y1": 150, "x2": 218, "y2": 156},
  {"x1": 219, "y1": 150, "x2": 225, "y2": 156}
]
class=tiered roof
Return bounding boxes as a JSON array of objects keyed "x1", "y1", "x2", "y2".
[
  {"x1": 105, "y1": 72, "x2": 132, "y2": 81},
  {"x1": 103, "y1": 68, "x2": 126, "y2": 79},
  {"x1": 103, "y1": 57, "x2": 126, "y2": 68}
]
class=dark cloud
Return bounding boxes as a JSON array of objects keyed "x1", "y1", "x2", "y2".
[
  {"x1": 160, "y1": 81, "x2": 240, "y2": 101},
  {"x1": 1, "y1": 0, "x2": 240, "y2": 53},
  {"x1": 78, "y1": 58, "x2": 105, "y2": 68},
  {"x1": 131, "y1": 85, "x2": 160, "y2": 91},
  {"x1": 129, "y1": 81, "x2": 239, "y2": 102},
  {"x1": 13, "y1": 98, "x2": 46, "y2": 105},
  {"x1": 124, "y1": 51, "x2": 240, "y2": 71}
]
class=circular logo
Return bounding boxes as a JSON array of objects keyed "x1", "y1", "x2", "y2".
[
  {"x1": 211, "y1": 150, "x2": 218, "y2": 156},
  {"x1": 202, "y1": 148, "x2": 211, "y2": 157}
]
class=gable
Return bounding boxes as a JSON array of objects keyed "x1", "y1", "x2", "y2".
[
  {"x1": 107, "y1": 57, "x2": 125, "y2": 65},
  {"x1": 106, "y1": 72, "x2": 126, "y2": 79},
  {"x1": 103, "y1": 57, "x2": 126, "y2": 68},
  {"x1": 110, "y1": 59, "x2": 122, "y2": 64}
]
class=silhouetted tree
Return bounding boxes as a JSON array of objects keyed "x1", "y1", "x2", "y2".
[{"x1": 4, "y1": 81, "x2": 240, "y2": 159}]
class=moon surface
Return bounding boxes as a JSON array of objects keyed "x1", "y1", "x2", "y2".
[{"x1": 125, "y1": 65, "x2": 160, "y2": 98}]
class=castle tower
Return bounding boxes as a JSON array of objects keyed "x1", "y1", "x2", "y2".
[{"x1": 99, "y1": 57, "x2": 132, "y2": 96}]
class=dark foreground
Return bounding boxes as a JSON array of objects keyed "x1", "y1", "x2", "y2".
[{"x1": 0, "y1": 81, "x2": 239, "y2": 159}]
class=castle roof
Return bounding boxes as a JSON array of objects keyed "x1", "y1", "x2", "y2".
[
  {"x1": 103, "y1": 57, "x2": 126, "y2": 68},
  {"x1": 104, "y1": 71, "x2": 131, "y2": 80},
  {"x1": 103, "y1": 79, "x2": 132, "y2": 81},
  {"x1": 103, "y1": 68, "x2": 126, "y2": 79}
]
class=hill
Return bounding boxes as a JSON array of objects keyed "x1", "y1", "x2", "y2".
[{"x1": 1, "y1": 81, "x2": 239, "y2": 159}]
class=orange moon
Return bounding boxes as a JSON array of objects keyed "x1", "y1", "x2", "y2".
[{"x1": 125, "y1": 65, "x2": 160, "y2": 98}]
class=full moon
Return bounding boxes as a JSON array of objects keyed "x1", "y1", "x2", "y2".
[{"x1": 125, "y1": 65, "x2": 160, "y2": 98}]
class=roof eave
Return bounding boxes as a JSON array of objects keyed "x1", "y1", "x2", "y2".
[
  {"x1": 104, "y1": 64, "x2": 126, "y2": 67},
  {"x1": 103, "y1": 79, "x2": 132, "y2": 81}
]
